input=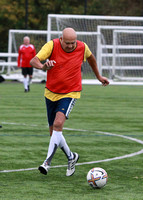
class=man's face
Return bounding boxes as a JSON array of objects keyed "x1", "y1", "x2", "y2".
[
  {"x1": 23, "y1": 38, "x2": 30, "y2": 46},
  {"x1": 60, "y1": 37, "x2": 76, "y2": 53}
]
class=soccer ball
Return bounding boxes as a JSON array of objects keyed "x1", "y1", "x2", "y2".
[{"x1": 87, "y1": 167, "x2": 108, "y2": 189}]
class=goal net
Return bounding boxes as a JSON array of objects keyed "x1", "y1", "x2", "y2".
[
  {"x1": 47, "y1": 14, "x2": 143, "y2": 83},
  {"x1": 2, "y1": 15, "x2": 143, "y2": 84},
  {"x1": 112, "y1": 29, "x2": 143, "y2": 81},
  {"x1": 4, "y1": 29, "x2": 48, "y2": 81}
]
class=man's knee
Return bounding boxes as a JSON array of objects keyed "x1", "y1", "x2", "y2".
[
  {"x1": 53, "y1": 119, "x2": 63, "y2": 130},
  {"x1": 53, "y1": 112, "x2": 65, "y2": 130}
]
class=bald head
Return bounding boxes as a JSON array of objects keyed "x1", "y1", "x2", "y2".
[
  {"x1": 23, "y1": 36, "x2": 30, "y2": 45},
  {"x1": 60, "y1": 28, "x2": 77, "y2": 52},
  {"x1": 62, "y1": 28, "x2": 77, "y2": 40}
]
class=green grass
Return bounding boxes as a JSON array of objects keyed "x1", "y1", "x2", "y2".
[{"x1": 0, "y1": 81, "x2": 143, "y2": 200}]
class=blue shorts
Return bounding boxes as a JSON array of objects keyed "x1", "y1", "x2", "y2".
[{"x1": 45, "y1": 97, "x2": 77, "y2": 126}]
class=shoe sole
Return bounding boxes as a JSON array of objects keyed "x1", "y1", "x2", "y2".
[{"x1": 38, "y1": 166, "x2": 47, "y2": 175}]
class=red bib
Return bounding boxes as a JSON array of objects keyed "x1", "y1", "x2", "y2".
[{"x1": 46, "y1": 38, "x2": 85, "y2": 94}]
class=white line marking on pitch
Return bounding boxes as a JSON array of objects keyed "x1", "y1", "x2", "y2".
[{"x1": 0, "y1": 124, "x2": 143, "y2": 173}]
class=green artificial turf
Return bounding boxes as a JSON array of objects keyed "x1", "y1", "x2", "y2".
[{"x1": 0, "y1": 82, "x2": 143, "y2": 200}]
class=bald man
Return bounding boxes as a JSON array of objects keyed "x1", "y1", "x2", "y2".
[
  {"x1": 18, "y1": 36, "x2": 36, "y2": 92},
  {"x1": 30, "y1": 28, "x2": 109, "y2": 176}
]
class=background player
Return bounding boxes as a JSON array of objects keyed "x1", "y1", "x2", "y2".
[{"x1": 17, "y1": 36, "x2": 36, "y2": 92}]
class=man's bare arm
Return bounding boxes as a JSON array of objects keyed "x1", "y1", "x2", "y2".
[
  {"x1": 30, "y1": 56, "x2": 56, "y2": 71},
  {"x1": 87, "y1": 54, "x2": 109, "y2": 86}
]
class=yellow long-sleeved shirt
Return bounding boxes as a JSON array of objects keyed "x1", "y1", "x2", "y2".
[{"x1": 36, "y1": 40, "x2": 92, "y2": 101}]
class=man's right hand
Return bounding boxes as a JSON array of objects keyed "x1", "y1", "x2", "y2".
[{"x1": 42, "y1": 60, "x2": 56, "y2": 71}]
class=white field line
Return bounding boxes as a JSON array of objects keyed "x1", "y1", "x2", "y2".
[
  {"x1": 1, "y1": 122, "x2": 38, "y2": 127},
  {"x1": 0, "y1": 123, "x2": 143, "y2": 173},
  {"x1": 1, "y1": 149, "x2": 143, "y2": 173}
]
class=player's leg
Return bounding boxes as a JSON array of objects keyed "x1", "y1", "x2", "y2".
[
  {"x1": 23, "y1": 75, "x2": 28, "y2": 92},
  {"x1": 38, "y1": 98, "x2": 57, "y2": 174},
  {"x1": 51, "y1": 98, "x2": 79, "y2": 176},
  {"x1": 38, "y1": 98, "x2": 79, "y2": 176},
  {"x1": 55, "y1": 98, "x2": 79, "y2": 176},
  {"x1": 48, "y1": 98, "x2": 77, "y2": 162},
  {"x1": 39, "y1": 111, "x2": 78, "y2": 176},
  {"x1": 49, "y1": 125, "x2": 53, "y2": 136},
  {"x1": 54, "y1": 112, "x2": 79, "y2": 176},
  {"x1": 27, "y1": 67, "x2": 33, "y2": 91},
  {"x1": 22, "y1": 68, "x2": 28, "y2": 92},
  {"x1": 43, "y1": 112, "x2": 66, "y2": 167}
]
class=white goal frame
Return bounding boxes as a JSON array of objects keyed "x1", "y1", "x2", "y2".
[
  {"x1": 1, "y1": 15, "x2": 143, "y2": 85},
  {"x1": 1, "y1": 29, "x2": 99, "y2": 82},
  {"x1": 112, "y1": 29, "x2": 143, "y2": 81},
  {"x1": 47, "y1": 14, "x2": 143, "y2": 84},
  {"x1": 0, "y1": 29, "x2": 49, "y2": 81},
  {"x1": 97, "y1": 25, "x2": 143, "y2": 80}
]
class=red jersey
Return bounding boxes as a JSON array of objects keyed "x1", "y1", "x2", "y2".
[
  {"x1": 17, "y1": 44, "x2": 36, "y2": 68},
  {"x1": 46, "y1": 38, "x2": 85, "y2": 94}
]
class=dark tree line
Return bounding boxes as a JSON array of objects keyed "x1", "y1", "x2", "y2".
[{"x1": 0, "y1": 0, "x2": 143, "y2": 52}]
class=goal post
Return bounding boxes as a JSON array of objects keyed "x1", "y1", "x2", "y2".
[
  {"x1": 2, "y1": 14, "x2": 143, "y2": 84},
  {"x1": 47, "y1": 14, "x2": 143, "y2": 84},
  {"x1": 97, "y1": 25, "x2": 143, "y2": 81},
  {"x1": 6, "y1": 29, "x2": 99, "y2": 81},
  {"x1": 112, "y1": 29, "x2": 143, "y2": 81},
  {"x1": 4, "y1": 29, "x2": 49, "y2": 80}
]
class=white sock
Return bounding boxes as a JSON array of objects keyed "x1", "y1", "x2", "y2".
[
  {"x1": 46, "y1": 130, "x2": 73, "y2": 164},
  {"x1": 46, "y1": 130, "x2": 62, "y2": 164},
  {"x1": 23, "y1": 77, "x2": 28, "y2": 90},
  {"x1": 59, "y1": 133, "x2": 74, "y2": 160},
  {"x1": 28, "y1": 77, "x2": 32, "y2": 85}
]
